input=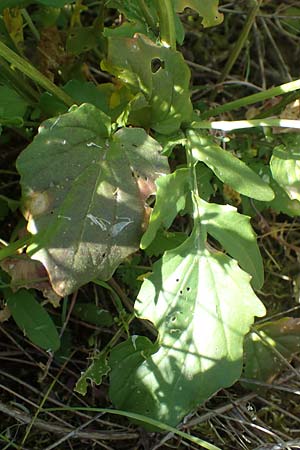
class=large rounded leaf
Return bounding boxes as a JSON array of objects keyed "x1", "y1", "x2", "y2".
[
  {"x1": 109, "y1": 226, "x2": 266, "y2": 427},
  {"x1": 16, "y1": 103, "x2": 169, "y2": 296}
]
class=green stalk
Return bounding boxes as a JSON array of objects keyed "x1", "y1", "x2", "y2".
[
  {"x1": 201, "y1": 78, "x2": 300, "y2": 119},
  {"x1": 139, "y1": 0, "x2": 157, "y2": 31},
  {"x1": 0, "y1": 41, "x2": 75, "y2": 107},
  {"x1": 21, "y1": 8, "x2": 40, "y2": 41},
  {"x1": 44, "y1": 407, "x2": 221, "y2": 450},
  {"x1": 192, "y1": 118, "x2": 300, "y2": 131},
  {"x1": 216, "y1": 0, "x2": 262, "y2": 86},
  {"x1": 0, "y1": 57, "x2": 40, "y2": 104},
  {"x1": 0, "y1": 236, "x2": 34, "y2": 261},
  {"x1": 154, "y1": 0, "x2": 176, "y2": 49}
]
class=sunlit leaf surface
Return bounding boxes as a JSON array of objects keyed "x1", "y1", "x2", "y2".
[
  {"x1": 109, "y1": 225, "x2": 265, "y2": 426},
  {"x1": 17, "y1": 103, "x2": 168, "y2": 296}
]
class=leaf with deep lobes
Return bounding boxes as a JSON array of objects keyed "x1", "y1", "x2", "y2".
[
  {"x1": 141, "y1": 168, "x2": 190, "y2": 249},
  {"x1": 109, "y1": 226, "x2": 265, "y2": 427},
  {"x1": 102, "y1": 33, "x2": 193, "y2": 134},
  {"x1": 198, "y1": 198, "x2": 264, "y2": 290},
  {"x1": 16, "y1": 103, "x2": 169, "y2": 296},
  {"x1": 75, "y1": 352, "x2": 110, "y2": 395}
]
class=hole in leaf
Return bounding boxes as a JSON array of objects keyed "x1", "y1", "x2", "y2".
[
  {"x1": 151, "y1": 58, "x2": 165, "y2": 73},
  {"x1": 171, "y1": 316, "x2": 176, "y2": 322}
]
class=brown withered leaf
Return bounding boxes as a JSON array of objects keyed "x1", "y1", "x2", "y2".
[{"x1": 1, "y1": 256, "x2": 61, "y2": 307}]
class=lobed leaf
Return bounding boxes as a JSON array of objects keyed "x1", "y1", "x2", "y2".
[
  {"x1": 198, "y1": 198, "x2": 264, "y2": 289},
  {"x1": 187, "y1": 129, "x2": 274, "y2": 201},
  {"x1": 16, "y1": 103, "x2": 169, "y2": 296},
  {"x1": 75, "y1": 352, "x2": 110, "y2": 395},
  {"x1": 141, "y1": 168, "x2": 190, "y2": 249},
  {"x1": 109, "y1": 225, "x2": 265, "y2": 427},
  {"x1": 102, "y1": 33, "x2": 193, "y2": 134}
]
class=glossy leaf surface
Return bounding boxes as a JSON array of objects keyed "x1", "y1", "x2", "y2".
[{"x1": 17, "y1": 103, "x2": 168, "y2": 296}]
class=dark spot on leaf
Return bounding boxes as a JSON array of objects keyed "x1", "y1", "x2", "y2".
[
  {"x1": 102, "y1": 253, "x2": 106, "y2": 258},
  {"x1": 176, "y1": 278, "x2": 179, "y2": 282},
  {"x1": 179, "y1": 290, "x2": 183, "y2": 295},
  {"x1": 186, "y1": 287, "x2": 190, "y2": 292},
  {"x1": 171, "y1": 316, "x2": 176, "y2": 322},
  {"x1": 151, "y1": 58, "x2": 165, "y2": 73}
]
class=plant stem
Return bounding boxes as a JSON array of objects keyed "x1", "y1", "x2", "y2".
[
  {"x1": 0, "y1": 236, "x2": 34, "y2": 261},
  {"x1": 154, "y1": 0, "x2": 176, "y2": 49},
  {"x1": 0, "y1": 57, "x2": 40, "y2": 104},
  {"x1": 139, "y1": 0, "x2": 157, "y2": 31},
  {"x1": 21, "y1": 8, "x2": 40, "y2": 41},
  {"x1": 216, "y1": 0, "x2": 263, "y2": 87},
  {"x1": 201, "y1": 78, "x2": 300, "y2": 119},
  {"x1": 0, "y1": 41, "x2": 75, "y2": 107},
  {"x1": 192, "y1": 118, "x2": 300, "y2": 131}
]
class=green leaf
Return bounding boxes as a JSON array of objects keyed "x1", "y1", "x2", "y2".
[
  {"x1": 102, "y1": 33, "x2": 193, "y2": 134},
  {"x1": 16, "y1": 103, "x2": 169, "y2": 296},
  {"x1": 72, "y1": 303, "x2": 113, "y2": 326},
  {"x1": 109, "y1": 335, "x2": 159, "y2": 419},
  {"x1": 109, "y1": 226, "x2": 266, "y2": 427},
  {"x1": 75, "y1": 351, "x2": 110, "y2": 395},
  {"x1": 188, "y1": 129, "x2": 274, "y2": 201},
  {"x1": 0, "y1": 0, "x2": 74, "y2": 11},
  {"x1": 270, "y1": 136, "x2": 300, "y2": 202},
  {"x1": 6, "y1": 289, "x2": 60, "y2": 351},
  {"x1": 243, "y1": 318, "x2": 300, "y2": 389},
  {"x1": 0, "y1": 84, "x2": 28, "y2": 126},
  {"x1": 145, "y1": 230, "x2": 187, "y2": 256},
  {"x1": 242, "y1": 165, "x2": 300, "y2": 217},
  {"x1": 173, "y1": 0, "x2": 223, "y2": 28},
  {"x1": 104, "y1": 0, "x2": 157, "y2": 40},
  {"x1": 198, "y1": 198, "x2": 264, "y2": 290},
  {"x1": 66, "y1": 26, "x2": 102, "y2": 55},
  {"x1": 141, "y1": 168, "x2": 190, "y2": 249}
]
